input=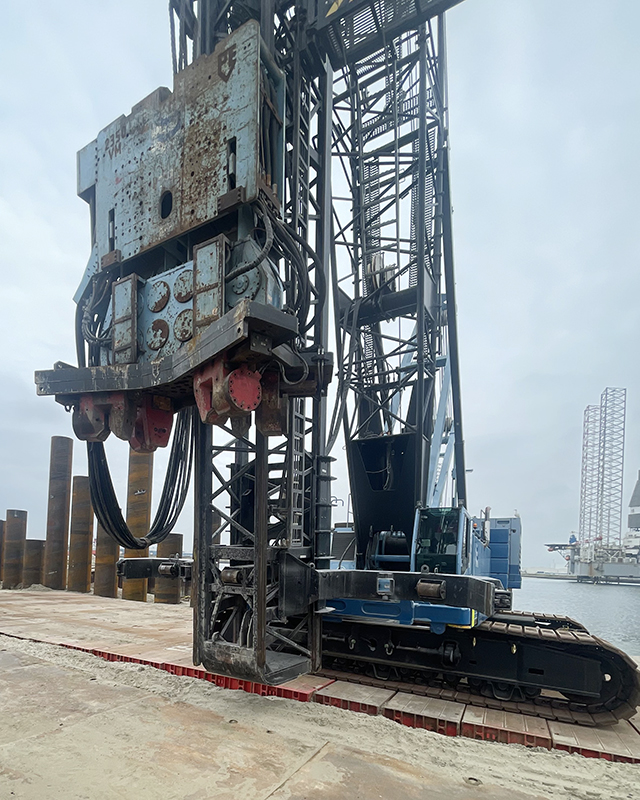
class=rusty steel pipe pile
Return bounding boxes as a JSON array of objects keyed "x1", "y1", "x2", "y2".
[
  {"x1": 67, "y1": 476, "x2": 93, "y2": 593},
  {"x1": 3, "y1": 511, "x2": 27, "y2": 589},
  {"x1": 94, "y1": 523, "x2": 119, "y2": 597},
  {"x1": 43, "y1": 436, "x2": 73, "y2": 590},
  {"x1": 23, "y1": 540, "x2": 45, "y2": 588},
  {"x1": 122, "y1": 450, "x2": 153, "y2": 602}
]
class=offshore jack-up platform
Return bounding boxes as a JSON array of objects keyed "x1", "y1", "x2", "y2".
[
  {"x1": 548, "y1": 470, "x2": 640, "y2": 584},
  {"x1": 36, "y1": 0, "x2": 640, "y2": 723}
]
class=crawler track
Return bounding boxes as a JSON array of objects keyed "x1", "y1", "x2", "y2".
[{"x1": 321, "y1": 611, "x2": 640, "y2": 726}]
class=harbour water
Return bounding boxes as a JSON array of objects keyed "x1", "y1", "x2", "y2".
[{"x1": 514, "y1": 577, "x2": 640, "y2": 655}]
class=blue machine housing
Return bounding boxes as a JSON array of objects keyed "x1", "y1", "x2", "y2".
[
  {"x1": 326, "y1": 597, "x2": 482, "y2": 635},
  {"x1": 487, "y1": 516, "x2": 522, "y2": 589},
  {"x1": 326, "y1": 507, "x2": 522, "y2": 632}
]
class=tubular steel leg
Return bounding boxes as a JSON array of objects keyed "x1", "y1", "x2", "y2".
[
  {"x1": 193, "y1": 418, "x2": 213, "y2": 666},
  {"x1": 254, "y1": 430, "x2": 268, "y2": 672},
  {"x1": 312, "y1": 64, "x2": 333, "y2": 575},
  {"x1": 122, "y1": 449, "x2": 153, "y2": 601},
  {"x1": 43, "y1": 436, "x2": 73, "y2": 590}
]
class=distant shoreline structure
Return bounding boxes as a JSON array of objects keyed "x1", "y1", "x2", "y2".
[{"x1": 521, "y1": 570, "x2": 640, "y2": 585}]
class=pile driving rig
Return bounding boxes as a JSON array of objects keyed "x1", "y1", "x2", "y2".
[{"x1": 36, "y1": 0, "x2": 640, "y2": 722}]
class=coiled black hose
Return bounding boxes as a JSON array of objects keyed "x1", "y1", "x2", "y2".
[{"x1": 88, "y1": 407, "x2": 195, "y2": 550}]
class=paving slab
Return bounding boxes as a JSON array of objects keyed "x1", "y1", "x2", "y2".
[
  {"x1": 461, "y1": 707, "x2": 552, "y2": 748},
  {"x1": 0, "y1": 648, "x2": 44, "y2": 671},
  {"x1": 381, "y1": 692, "x2": 465, "y2": 735},
  {"x1": 267, "y1": 674, "x2": 335, "y2": 701},
  {"x1": 0, "y1": 651, "x2": 319, "y2": 800},
  {"x1": 91, "y1": 643, "x2": 176, "y2": 667},
  {"x1": 314, "y1": 679, "x2": 396, "y2": 714},
  {"x1": 0, "y1": 650, "x2": 551, "y2": 800},
  {"x1": 0, "y1": 655, "x2": 147, "y2": 746},
  {"x1": 0, "y1": 590, "x2": 192, "y2": 653},
  {"x1": 548, "y1": 719, "x2": 640, "y2": 762},
  {"x1": 269, "y1": 743, "x2": 547, "y2": 800}
]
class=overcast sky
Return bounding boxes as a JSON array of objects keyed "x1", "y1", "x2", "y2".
[{"x1": 1, "y1": 1, "x2": 639, "y2": 570}]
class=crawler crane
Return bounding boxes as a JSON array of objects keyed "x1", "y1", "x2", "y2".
[{"x1": 36, "y1": 0, "x2": 640, "y2": 722}]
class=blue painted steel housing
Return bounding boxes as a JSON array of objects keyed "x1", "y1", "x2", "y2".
[
  {"x1": 488, "y1": 517, "x2": 522, "y2": 589},
  {"x1": 327, "y1": 598, "x2": 484, "y2": 635},
  {"x1": 326, "y1": 508, "x2": 523, "y2": 632},
  {"x1": 468, "y1": 516, "x2": 492, "y2": 578}
]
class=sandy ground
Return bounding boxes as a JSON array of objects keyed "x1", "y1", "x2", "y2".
[{"x1": 0, "y1": 632, "x2": 638, "y2": 800}]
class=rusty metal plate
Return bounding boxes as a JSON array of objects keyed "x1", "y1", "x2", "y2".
[
  {"x1": 174, "y1": 269, "x2": 193, "y2": 303},
  {"x1": 79, "y1": 21, "x2": 268, "y2": 265},
  {"x1": 174, "y1": 309, "x2": 193, "y2": 342},
  {"x1": 147, "y1": 319, "x2": 170, "y2": 350},
  {"x1": 147, "y1": 280, "x2": 171, "y2": 313}
]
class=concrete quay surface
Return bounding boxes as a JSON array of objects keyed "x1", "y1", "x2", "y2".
[{"x1": 0, "y1": 590, "x2": 638, "y2": 800}]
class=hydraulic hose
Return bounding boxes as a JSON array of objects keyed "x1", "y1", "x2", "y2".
[
  {"x1": 225, "y1": 201, "x2": 274, "y2": 283},
  {"x1": 75, "y1": 269, "x2": 195, "y2": 551},
  {"x1": 88, "y1": 406, "x2": 195, "y2": 550}
]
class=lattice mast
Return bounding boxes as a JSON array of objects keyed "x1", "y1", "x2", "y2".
[
  {"x1": 578, "y1": 405, "x2": 600, "y2": 547},
  {"x1": 329, "y1": 14, "x2": 466, "y2": 564},
  {"x1": 598, "y1": 387, "x2": 626, "y2": 547},
  {"x1": 166, "y1": 0, "x2": 467, "y2": 681},
  {"x1": 578, "y1": 388, "x2": 626, "y2": 549}
]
